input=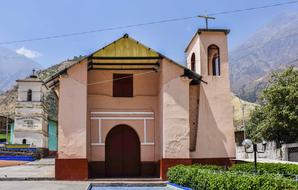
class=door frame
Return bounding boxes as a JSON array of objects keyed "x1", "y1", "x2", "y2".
[{"x1": 105, "y1": 124, "x2": 141, "y2": 177}]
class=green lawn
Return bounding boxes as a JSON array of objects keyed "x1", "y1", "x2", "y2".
[{"x1": 0, "y1": 133, "x2": 10, "y2": 142}]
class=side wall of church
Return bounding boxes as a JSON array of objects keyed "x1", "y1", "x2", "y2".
[
  {"x1": 58, "y1": 61, "x2": 88, "y2": 159},
  {"x1": 159, "y1": 59, "x2": 190, "y2": 158}
]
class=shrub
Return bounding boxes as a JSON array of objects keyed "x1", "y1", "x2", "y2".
[
  {"x1": 191, "y1": 163, "x2": 224, "y2": 171},
  {"x1": 230, "y1": 162, "x2": 298, "y2": 176},
  {"x1": 167, "y1": 165, "x2": 298, "y2": 190}
]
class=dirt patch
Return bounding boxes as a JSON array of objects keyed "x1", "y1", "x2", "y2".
[{"x1": 0, "y1": 160, "x2": 27, "y2": 167}]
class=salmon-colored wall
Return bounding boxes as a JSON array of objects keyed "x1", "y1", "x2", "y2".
[
  {"x1": 186, "y1": 35, "x2": 201, "y2": 74},
  {"x1": 58, "y1": 61, "x2": 88, "y2": 159},
  {"x1": 189, "y1": 85, "x2": 199, "y2": 151},
  {"x1": 190, "y1": 31, "x2": 236, "y2": 158},
  {"x1": 159, "y1": 59, "x2": 191, "y2": 158},
  {"x1": 87, "y1": 70, "x2": 160, "y2": 162},
  {"x1": 56, "y1": 32, "x2": 235, "y2": 163}
]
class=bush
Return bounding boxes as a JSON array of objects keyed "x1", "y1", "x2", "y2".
[
  {"x1": 167, "y1": 165, "x2": 298, "y2": 190},
  {"x1": 191, "y1": 164, "x2": 224, "y2": 171},
  {"x1": 230, "y1": 163, "x2": 298, "y2": 176}
]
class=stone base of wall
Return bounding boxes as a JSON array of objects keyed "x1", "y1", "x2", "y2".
[
  {"x1": 55, "y1": 158, "x2": 88, "y2": 180},
  {"x1": 88, "y1": 161, "x2": 159, "y2": 178},
  {"x1": 160, "y1": 158, "x2": 235, "y2": 180},
  {"x1": 56, "y1": 158, "x2": 234, "y2": 180}
]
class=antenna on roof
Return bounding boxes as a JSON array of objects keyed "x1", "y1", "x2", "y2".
[{"x1": 198, "y1": 15, "x2": 216, "y2": 29}]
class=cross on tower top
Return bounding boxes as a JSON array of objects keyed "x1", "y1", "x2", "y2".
[
  {"x1": 30, "y1": 68, "x2": 38, "y2": 78},
  {"x1": 198, "y1": 15, "x2": 216, "y2": 29}
]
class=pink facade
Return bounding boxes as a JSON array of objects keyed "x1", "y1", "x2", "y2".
[{"x1": 46, "y1": 29, "x2": 235, "y2": 180}]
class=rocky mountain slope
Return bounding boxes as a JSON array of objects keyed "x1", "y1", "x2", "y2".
[
  {"x1": 0, "y1": 60, "x2": 76, "y2": 120},
  {"x1": 230, "y1": 12, "x2": 298, "y2": 102},
  {"x1": 0, "y1": 47, "x2": 42, "y2": 93}
]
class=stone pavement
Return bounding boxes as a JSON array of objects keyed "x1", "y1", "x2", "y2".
[
  {"x1": 0, "y1": 181, "x2": 174, "y2": 190},
  {"x1": 0, "y1": 158, "x2": 174, "y2": 190},
  {"x1": 0, "y1": 181, "x2": 90, "y2": 190},
  {"x1": 237, "y1": 158, "x2": 298, "y2": 164},
  {"x1": 0, "y1": 158, "x2": 54, "y2": 179},
  {"x1": 91, "y1": 187, "x2": 173, "y2": 190}
]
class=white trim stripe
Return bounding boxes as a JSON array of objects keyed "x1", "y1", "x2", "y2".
[
  {"x1": 91, "y1": 142, "x2": 155, "y2": 146},
  {"x1": 90, "y1": 111, "x2": 155, "y2": 146},
  {"x1": 91, "y1": 117, "x2": 154, "y2": 120},
  {"x1": 91, "y1": 111, "x2": 154, "y2": 115}
]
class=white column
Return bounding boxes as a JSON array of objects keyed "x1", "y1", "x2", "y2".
[
  {"x1": 144, "y1": 119, "x2": 147, "y2": 143},
  {"x1": 98, "y1": 119, "x2": 102, "y2": 143}
]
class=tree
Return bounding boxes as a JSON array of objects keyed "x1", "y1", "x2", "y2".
[{"x1": 246, "y1": 66, "x2": 298, "y2": 143}]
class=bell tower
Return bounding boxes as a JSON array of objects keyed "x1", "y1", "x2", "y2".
[
  {"x1": 13, "y1": 70, "x2": 48, "y2": 148},
  {"x1": 185, "y1": 29, "x2": 230, "y2": 77},
  {"x1": 185, "y1": 29, "x2": 236, "y2": 159}
]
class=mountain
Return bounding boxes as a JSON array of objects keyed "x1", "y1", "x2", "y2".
[
  {"x1": 0, "y1": 47, "x2": 42, "y2": 93},
  {"x1": 230, "y1": 12, "x2": 298, "y2": 102},
  {"x1": 231, "y1": 95, "x2": 257, "y2": 131},
  {"x1": 0, "y1": 59, "x2": 77, "y2": 120}
]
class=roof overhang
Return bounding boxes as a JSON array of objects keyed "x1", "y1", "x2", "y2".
[
  {"x1": 185, "y1": 28, "x2": 230, "y2": 53},
  {"x1": 181, "y1": 68, "x2": 206, "y2": 85}
]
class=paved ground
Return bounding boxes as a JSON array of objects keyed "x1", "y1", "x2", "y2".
[
  {"x1": 237, "y1": 158, "x2": 298, "y2": 164},
  {"x1": 0, "y1": 181, "x2": 173, "y2": 190},
  {"x1": 0, "y1": 181, "x2": 90, "y2": 190},
  {"x1": 0, "y1": 159, "x2": 174, "y2": 189},
  {"x1": 0, "y1": 158, "x2": 54, "y2": 179},
  {"x1": 91, "y1": 187, "x2": 173, "y2": 190}
]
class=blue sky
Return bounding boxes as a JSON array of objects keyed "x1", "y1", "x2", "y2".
[{"x1": 0, "y1": 0, "x2": 298, "y2": 68}]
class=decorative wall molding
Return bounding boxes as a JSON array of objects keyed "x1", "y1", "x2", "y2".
[{"x1": 90, "y1": 111, "x2": 155, "y2": 146}]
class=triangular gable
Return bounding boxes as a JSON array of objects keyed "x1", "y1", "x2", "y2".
[
  {"x1": 44, "y1": 34, "x2": 202, "y2": 86},
  {"x1": 92, "y1": 34, "x2": 159, "y2": 58},
  {"x1": 89, "y1": 34, "x2": 160, "y2": 70}
]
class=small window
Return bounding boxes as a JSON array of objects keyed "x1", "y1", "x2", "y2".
[
  {"x1": 22, "y1": 139, "x2": 27, "y2": 144},
  {"x1": 27, "y1": 89, "x2": 32, "y2": 101},
  {"x1": 25, "y1": 120, "x2": 34, "y2": 128},
  {"x1": 191, "y1": 53, "x2": 196, "y2": 72},
  {"x1": 208, "y1": 45, "x2": 220, "y2": 76},
  {"x1": 113, "y1": 74, "x2": 133, "y2": 97}
]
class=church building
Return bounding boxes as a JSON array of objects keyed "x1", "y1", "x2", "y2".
[
  {"x1": 45, "y1": 28, "x2": 235, "y2": 180},
  {"x1": 14, "y1": 73, "x2": 48, "y2": 148}
]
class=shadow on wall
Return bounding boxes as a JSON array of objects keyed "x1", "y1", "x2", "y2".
[{"x1": 195, "y1": 87, "x2": 230, "y2": 159}]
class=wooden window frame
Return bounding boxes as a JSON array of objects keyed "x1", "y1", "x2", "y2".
[
  {"x1": 191, "y1": 53, "x2": 196, "y2": 72},
  {"x1": 113, "y1": 73, "x2": 133, "y2": 97},
  {"x1": 207, "y1": 45, "x2": 221, "y2": 76}
]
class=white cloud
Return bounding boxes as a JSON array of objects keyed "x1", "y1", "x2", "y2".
[{"x1": 16, "y1": 47, "x2": 42, "y2": 59}]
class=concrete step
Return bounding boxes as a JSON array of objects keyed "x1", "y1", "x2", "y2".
[{"x1": 89, "y1": 178, "x2": 166, "y2": 187}]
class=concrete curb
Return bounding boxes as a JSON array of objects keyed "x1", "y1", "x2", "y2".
[
  {"x1": 0, "y1": 177, "x2": 55, "y2": 181},
  {"x1": 87, "y1": 182, "x2": 167, "y2": 189},
  {"x1": 167, "y1": 183, "x2": 192, "y2": 190}
]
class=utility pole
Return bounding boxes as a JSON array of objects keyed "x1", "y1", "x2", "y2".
[
  {"x1": 242, "y1": 104, "x2": 246, "y2": 139},
  {"x1": 198, "y1": 15, "x2": 216, "y2": 29},
  {"x1": 6, "y1": 113, "x2": 8, "y2": 144}
]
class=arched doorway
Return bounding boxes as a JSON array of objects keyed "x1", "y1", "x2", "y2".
[{"x1": 105, "y1": 125, "x2": 140, "y2": 177}]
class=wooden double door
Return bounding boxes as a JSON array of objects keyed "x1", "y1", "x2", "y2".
[{"x1": 105, "y1": 125, "x2": 140, "y2": 177}]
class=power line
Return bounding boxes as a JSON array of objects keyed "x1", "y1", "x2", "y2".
[
  {"x1": 0, "y1": 0, "x2": 297, "y2": 45},
  {"x1": 209, "y1": 0, "x2": 298, "y2": 16},
  {"x1": 0, "y1": 16, "x2": 196, "y2": 45},
  {"x1": 87, "y1": 70, "x2": 156, "y2": 86}
]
